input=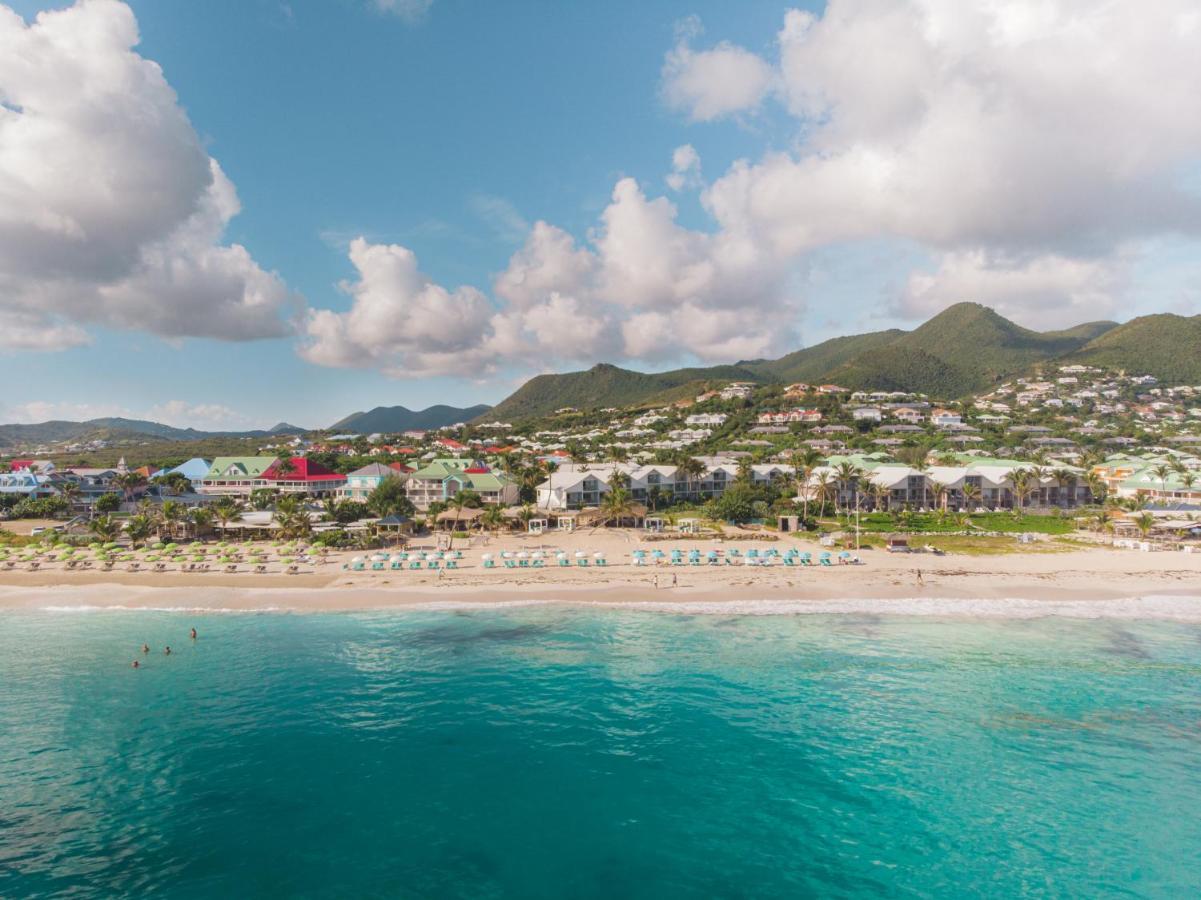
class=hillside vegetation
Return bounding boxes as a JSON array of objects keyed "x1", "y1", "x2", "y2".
[
  {"x1": 1066, "y1": 313, "x2": 1201, "y2": 383},
  {"x1": 330, "y1": 404, "x2": 493, "y2": 433},
  {"x1": 480, "y1": 303, "x2": 1149, "y2": 420}
]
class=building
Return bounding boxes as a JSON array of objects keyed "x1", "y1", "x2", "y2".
[
  {"x1": 197, "y1": 457, "x2": 279, "y2": 496},
  {"x1": 930, "y1": 408, "x2": 963, "y2": 427},
  {"x1": 164, "y1": 458, "x2": 212, "y2": 483},
  {"x1": 851, "y1": 407, "x2": 883, "y2": 422},
  {"x1": 339, "y1": 463, "x2": 400, "y2": 502},
  {"x1": 405, "y1": 458, "x2": 517, "y2": 510},
  {"x1": 685, "y1": 413, "x2": 727, "y2": 427}
]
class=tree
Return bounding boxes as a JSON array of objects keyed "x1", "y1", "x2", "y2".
[
  {"x1": 704, "y1": 483, "x2": 760, "y2": 524},
  {"x1": 481, "y1": 504, "x2": 505, "y2": 534},
  {"x1": 812, "y1": 471, "x2": 833, "y2": 519},
  {"x1": 1133, "y1": 511, "x2": 1156, "y2": 540},
  {"x1": 88, "y1": 515, "x2": 121, "y2": 543},
  {"x1": 961, "y1": 483, "x2": 980, "y2": 512},
  {"x1": 366, "y1": 476, "x2": 414, "y2": 518},
  {"x1": 1010, "y1": 469, "x2": 1033, "y2": 517},
  {"x1": 599, "y1": 487, "x2": 635, "y2": 526},
  {"x1": 273, "y1": 495, "x2": 312, "y2": 539},
  {"x1": 647, "y1": 484, "x2": 666, "y2": 512},
  {"x1": 676, "y1": 457, "x2": 707, "y2": 501},
  {"x1": 189, "y1": 507, "x2": 215, "y2": 540},
  {"x1": 160, "y1": 500, "x2": 185, "y2": 539},
  {"x1": 1051, "y1": 468, "x2": 1077, "y2": 508},
  {"x1": 213, "y1": 497, "x2": 241, "y2": 538},
  {"x1": 114, "y1": 472, "x2": 148, "y2": 503},
  {"x1": 125, "y1": 515, "x2": 153, "y2": 548},
  {"x1": 929, "y1": 479, "x2": 950, "y2": 518},
  {"x1": 249, "y1": 488, "x2": 278, "y2": 511},
  {"x1": 1151, "y1": 463, "x2": 1173, "y2": 500},
  {"x1": 833, "y1": 461, "x2": 862, "y2": 515},
  {"x1": 94, "y1": 492, "x2": 121, "y2": 515},
  {"x1": 1085, "y1": 472, "x2": 1107, "y2": 505},
  {"x1": 57, "y1": 481, "x2": 81, "y2": 509}
]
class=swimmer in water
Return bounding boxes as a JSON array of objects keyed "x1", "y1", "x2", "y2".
[
  {"x1": 142, "y1": 643, "x2": 150, "y2": 654},
  {"x1": 164, "y1": 646, "x2": 171, "y2": 655},
  {"x1": 132, "y1": 659, "x2": 140, "y2": 668},
  {"x1": 190, "y1": 627, "x2": 197, "y2": 640}
]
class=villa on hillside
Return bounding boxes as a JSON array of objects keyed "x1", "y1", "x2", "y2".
[{"x1": 404, "y1": 458, "x2": 518, "y2": 510}]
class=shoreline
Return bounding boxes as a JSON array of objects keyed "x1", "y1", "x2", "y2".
[{"x1": 3, "y1": 540, "x2": 1201, "y2": 620}]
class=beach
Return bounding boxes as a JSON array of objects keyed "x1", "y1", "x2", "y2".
[{"x1": 3, "y1": 530, "x2": 1201, "y2": 617}]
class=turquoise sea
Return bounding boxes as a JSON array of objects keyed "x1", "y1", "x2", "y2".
[{"x1": 2, "y1": 605, "x2": 1201, "y2": 898}]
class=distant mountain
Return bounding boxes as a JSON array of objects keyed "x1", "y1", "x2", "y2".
[
  {"x1": 0, "y1": 417, "x2": 307, "y2": 450},
  {"x1": 479, "y1": 303, "x2": 1136, "y2": 420},
  {"x1": 1064, "y1": 313, "x2": 1201, "y2": 383},
  {"x1": 329, "y1": 404, "x2": 493, "y2": 434},
  {"x1": 481, "y1": 363, "x2": 766, "y2": 422}
]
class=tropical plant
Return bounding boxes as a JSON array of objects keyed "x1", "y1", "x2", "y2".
[
  {"x1": 93, "y1": 492, "x2": 121, "y2": 515},
  {"x1": 212, "y1": 497, "x2": 241, "y2": 538},
  {"x1": 366, "y1": 476, "x2": 415, "y2": 518},
  {"x1": 88, "y1": 515, "x2": 121, "y2": 543},
  {"x1": 125, "y1": 515, "x2": 153, "y2": 548},
  {"x1": 599, "y1": 487, "x2": 635, "y2": 526},
  {"x1": 273, "y1": 495, "x2": 312, "y2": 539},
  {"x1": 1133, "y1": 511, "x2": 1156, "y2": 539}
]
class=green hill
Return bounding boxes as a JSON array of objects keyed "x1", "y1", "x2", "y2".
[
  {"x1": 480, "y1": 363, "x2": 764, "y2": 421},
  {"x1": 330, "y1": 404, "x2": 493, "y2": 434},
  {"x1": 828, "y1": 303, "x2": 1118, "y2": 396},
  {"x1": 1065, "y1": 313, "x2": 1201, "y2": 382},
  {"x1": 478, "y1": 304, "x2": 1141, "y2": 421},
  {"x1": 740, "y1": 329, "x2": 906, "y2": 383}
]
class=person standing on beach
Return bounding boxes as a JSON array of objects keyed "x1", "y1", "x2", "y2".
[
  {"x1": 915, "y1": 569, "x2": 924, "y2": 587},
  {"x1": 653, "y1": 574, "x2": 659, "y2": 590},
  {"x1": 672, "y1": 573, "x2": 678, "y2": 589}
]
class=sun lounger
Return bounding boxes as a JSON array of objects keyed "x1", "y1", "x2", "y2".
[
  {"x1": 504, "y1": 559, "x2": 516, "y2": 569},
  {"x1": 101, "y1": 561, "x2": 114, "y2": 571},
  {"x1": 784, "y1": 557, "x2": 796, "y2": 566},
  {"x1": 254, "y1": 564, "x2": 267, "y2": 574},
  {"x1": 28, "y1": 561, "x2": 40, "y2": 571},
  {"x1": 447, "y1": 559, "x2": 458, "y2": 569},
  {"x1": 558, "y1": 558, "x2": 570, "y2": 567},
  {"x1": 2, "y1": 560, "x2": 14, "y2": 570},
  {"x1": 409, "y1": 561, "x2": 421, "y2": 569},
  {"x1": 224, "y1": 564, "x2": 238, "y2": 574},
  {"x1": 577, "y1": 558, "x2": 588, "y2": 567},
  {"x1": 483, "y1": 559, "x2": 495, "y2": 569},
  {"x1": 596, "y1": 558, "x2": 606, "y2": 567},
  {"x1": 155, "y1": 563, "x2": 168, "y2": 573},
  {"x1": 820, "y1": 557, "x2": 832, "y2": 567},
  {"x1": 127, "y1": 563, "x2": 141, "y2": 572},
  {"x1": 532, "y1": 559, "x2": 543, "y2": 567},
  {"x1": 371, "y1": 561, "x2": 385, "y2": 570},
  {"x1": 286, "y1": 564, "x2": 299, "y2": 575},
  {"x1": 519, "y1": 559, "x2": 530, "y2": 568}
]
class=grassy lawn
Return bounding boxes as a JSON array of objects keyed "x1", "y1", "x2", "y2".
[{"x1": 824, "y1": 511, "x2": 1077, "y2": 535}]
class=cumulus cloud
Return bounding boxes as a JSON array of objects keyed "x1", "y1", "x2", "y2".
[
  {"x1": 667, "y1": 0, "x2": 1201, "y2": 325},
  {"x1": 899, "y1": 250, "x2": 1127, "y2": 328},
  {"x1": 661, "y1": 26, "x2": 774, "y2": 122},
  {"x1": 0, "y1": 0, "x2": 298, "y2": 350},
  {"x1": 666, "y1": 144, "x2": 702, "y2": 192}
]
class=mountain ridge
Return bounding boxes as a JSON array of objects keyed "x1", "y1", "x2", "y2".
[
  {"x1": 477, "y1": 303, "x2": 1190, "y2": 421},
  {"x1": 329, "y1": 404, "x2": 493, "y2": 434}
]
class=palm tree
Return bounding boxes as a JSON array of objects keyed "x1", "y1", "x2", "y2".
[
  {"x1": 1085, "y1": 472, "x2": 1106, "y2": 505},
  {"x1": 1027, "y1": 466, "x2": 1048, "y2": 508},
  {"x1": 114, "y1": 472, "x2": 148, "y2": 504},
  {"x1": 600, "y1": 487, "x2": 635, "y2": 527},
  {"x1": 125, "y1": 514, "x2": 152, "y2": 548},
  {"x1": 189, "y1": 507, "x2": 214, "y2": 541},
  {"x1": 57, "y1": 481, "x2": 81, "y2": 511},
  {"x1": 1151, "y1": 463, "x2": 1173, "y2": 501},
  {"x1": 1051, "y1": 468, "x2": 1077, "y2": 508},
  {"x1": 961, "y1": 483, "x2": 980, "y2": 512},
  {"x1": 212, "y1": 497, "x2": 241, "y2": 539},
  {"x1": 1181, "y1": 471, "x2": 1198, "y2": 496},
  {"x1": 833, "y1": 462, "x2": 861, "y2": 516},
  {"x1": 1010, "y1": 469, "x2": 1033, "y2": 518},
  {"x1": 481, "y1": 504, "x2": 505, "y2": 535},
  {"x1": 88, "y1": 515, "x2": 121, "y2": 543},
  {"x1": 1133, "y1": 511, "x2": 1156, "y2": 540},
  {"x1": 647, "y1": 485, "x2": 665, "y2": 513},
  {"x1": 736, "y1": 457, "x2": 754, "y2": 486},
  {"x1": 929, "y1": 479, "x2": 950, "y2": 518},
  {"x1": 813, "y1": 471, "x2": 833, "y2": 519},
  {"x1": 160, "y1": 500, "x2": 184, "y2": 540},
  {"x1": 676, "y1": 457, "x2": 707, "y2": 501},
  {"x1": 273, "y1": 495, "x2": 311, "y2": 539}
]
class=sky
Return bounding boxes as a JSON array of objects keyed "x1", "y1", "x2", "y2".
[{"x1": 2, "y1": 0, "x2": 1201, "y2": 430}]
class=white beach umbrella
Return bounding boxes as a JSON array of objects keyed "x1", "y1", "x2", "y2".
[
  {"x1": 593, "y1": 552, "x2": 604, "y2": 559},
  {"x1": 518, "y1": 551, "x2": 530, "y2": 559},
  {"x1": 575, "y1": 551, "x2": 586, "y2": 558},
  {"x1": 481, "y1": 553, "x2": 493, "y2": 560}
]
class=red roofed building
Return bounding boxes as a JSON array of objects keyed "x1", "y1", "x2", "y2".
[
  {"x1": 261, "y1": 457, "x2": 347, "y2": 497},
  {"x1": 436, "y1": 437, "x2": 467, "y2": 451},
  {"x1": 388, "y1": 461, "x2": 415, "y2": 474}
]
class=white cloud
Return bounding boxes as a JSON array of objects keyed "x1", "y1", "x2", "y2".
[
  {"x1": 661, "y1": 26, "x2": 773, "y2": 122},
  {"x1": 0, "y1": 0, "x2": 298, "y2": 350},
  {"x1": 666, "y1": 144, "x2": 702, "y2": 192},
  {"x1": 469, "y1": 194, "x2": 530, "y2": 244},
  {"x1": 144, "y1": 400, "x2": 253, "y2": 431},
  {"x1": 669, "y1": 0, "x2": 1201, "y2": 326},
  {"x1": 370, "y1": 0, "x2": 432, "y2": 24},
  {"x1": 898, "y1": 250, "x2": 1127, "y2": 328}
]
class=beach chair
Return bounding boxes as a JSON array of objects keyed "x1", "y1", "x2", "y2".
[
  {"x1": 371, "y1": 561, "x2": 384, "y2": 570},
  {"x1": 558, "y1": 557, "x2": 570, "y2": 567},
  {"x1": 483, "y1": 559, "x2": 495, "y2": 569},
  {"x1": 519, "y1": 558, "x2": 530, "y2": 568},
  {"x1": 504, "y1": 559, "x2": 517, "y2": 569},
  {"x1": 352, "y1": 561, "x2": 366, "y2": 572},
  {"x1": 101, "y1": 561, "x2": 114, "y2": 571},
  {"x1": 595, "y1": 558, "x2": 606, "y2": 567},
  {"x1": 390, "y1": 560, "x2": 403, "y2": 570},
  {"x1": 784, "y1": 556, "x2": 796, "y2": 567},
  {"x1": 429, "y1": 560, "x2": 441, "y2": 571},
  {"x1": 225, "y1": 564, "x2": 238, "y2": 574},
  {"x1": 409, "y1": 560, "x2": 422, "y2": 570},
  {"x1": 577, "y1": 558, "x2": 588, "y2": 567},
  {"x1": 800, "y1": 557, "x2": 813, "y2": 567},
  {"x1": 2, "y1": 560, "x2": 13, "y2": 570},
  {"x1": 820, "y1": 557, "x2": 832, "y2": 567},
  {"x1": 255, "y1": 564, "x2": 267, "y2": 574},
  {"x1": 155, "y1": 562, "x2": 168, "y2": 573},
  {"x1": 286, "y1": 564, "x2": 299, "y2": 575},
  {"x1": 446, "y1": 560, "x2": 458, "y2": 569},
  {"x1": 127, "y1": 563, "x2": 141, "y2": 573}
]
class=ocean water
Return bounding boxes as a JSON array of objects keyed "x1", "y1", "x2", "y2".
[{"x1": 2, "y1": 606, "x2": 1201, "y2": 898}]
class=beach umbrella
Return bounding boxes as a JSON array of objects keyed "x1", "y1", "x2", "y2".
[
  {"x1": 575, "y1": 551, "x2": 586, "y2": 558},
  {"x1": 839, "y1": 551, "x2": 851, "y2": 559},
  {"x1": 532, "y1": 551, "x2": 545, "y2": 559},
  {"x1": 481, "y1": 553, "x2": 493, "y2": 560},
  {"x1": 652, "y1": 549, "x2": 665, "y2": 558},
  {"x1": 593, "y1": 552, "x2": 605, "y2": 559},
  {"x1": 820, "y1": 551, "x2": 832, "y2": 558},
  {"x1": 707, "y1": 550, "x2": 718, "y2": 557},
  {"x1": 632, "y1": 549, "x2": 646, "y2": 558},
  {"x1": 501, "y1": 551, "x2": 512, "y2": 559},
  {"x1": 518, "y1": 551, "x2": 530, "y2": 559}
]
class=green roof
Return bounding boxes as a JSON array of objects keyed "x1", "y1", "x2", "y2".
[{"x1": 205, "y1": 457, "x2": 278, "y2": 480}]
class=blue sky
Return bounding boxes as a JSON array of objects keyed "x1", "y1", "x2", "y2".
[{"x1": 1, "y1": 0, "x2": 1199, "y2": 429}]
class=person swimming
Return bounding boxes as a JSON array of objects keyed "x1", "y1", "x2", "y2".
[
  {"x1": 164, "y1": 646, "x2": 171, "y2": 655},
  {"x1": 190, "y1": 627, "x2": 197, "y2": 640},
  {"x1": 142, "y1": 643, "x2": 150, "y2": 654},
  {"x1": 131, "y1": 659, "x2": 140, "y2": 669}
]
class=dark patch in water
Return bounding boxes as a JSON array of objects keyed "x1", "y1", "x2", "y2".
[
  {"x1": 405, "y1": 621, "x2": 555, "y2": 648},
  {"x1": 1104, "y1": 627, "x2": 1151, "y2": 660}
]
